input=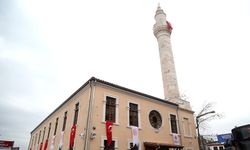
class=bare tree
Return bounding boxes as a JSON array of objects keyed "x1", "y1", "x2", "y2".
[
  {"x1": 196, "y1": 102, "x2": 222, "y2": 130},
  {"x1": 196, "y1": 102, "x2": 223, "y2": 150}
]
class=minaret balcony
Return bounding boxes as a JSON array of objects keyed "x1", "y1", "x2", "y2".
[{"x1": 153, "y1": 24, "x2": 171, "y2": 37}]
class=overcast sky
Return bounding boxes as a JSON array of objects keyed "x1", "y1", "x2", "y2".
[{"x1": 1, "y1": 0, "x2": 250, "y2": 149}]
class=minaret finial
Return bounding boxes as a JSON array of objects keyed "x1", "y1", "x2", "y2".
[
  {"x1": 155, "y1": 3, "x2": 165, "y2": 18},
  {"x1": 157, "y1": 2, "x2": 161, "y2": 10}
]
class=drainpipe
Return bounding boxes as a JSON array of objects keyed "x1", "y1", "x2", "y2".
[
  {"x1": 87, "y1": 79, "x2": 96, "y2": 150},
  {"x1": 83, "y1": 80, "x2": 94, "y2": 150}
]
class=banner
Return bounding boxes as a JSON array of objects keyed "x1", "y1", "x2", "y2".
[
  {"x1": 69, "y1": 124, "x2": 76, "y2": 150},
  {"x1": 39, "y1": 142, "x2": 43, "y2": 150},
  {"x1": 166, "y1": 21, "x2": 173, "y2": 30},
  {"x1": 0, "y1": 140, "x2": 14, "y2": 147},
  {"x1": 131, "y1": 126, "x2": 139, "y2": 146},
  {"x1": 217, "y1": 133, "x2": 232, "y2": 143},
  {"x1": 106, "y1": 121, "x2": 113, "y2": 146},
  {"x1": 50, "y1": 135, "x2": 55, "y2": 150},
  {"x1": 43, "y1": 139, "x2": 48, "y2": 150},
  {"x1": 58, "y1": 131, "x2": 64, "y2": 150},
  {"x1": 173, "y1": 133, "x2": 180, "y2": 145}
]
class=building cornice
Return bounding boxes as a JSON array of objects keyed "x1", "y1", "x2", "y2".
[
  {"x1": 95, "y1": 78, "x2": 178, "y2": 107},
  {"x1": 178, "y1": 107, "x2": 195, "y2": 114}
]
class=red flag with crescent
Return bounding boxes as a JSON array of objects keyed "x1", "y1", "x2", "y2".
[
  {"x1": 69, "y1": 124, "x2": 76, "y2": 149},
  {"x1": 39, "y1": 142, "x2": 43, "y2": 150},
  {"x1": 106, "y1": 121, "x2": 113, "y2": 146},
  {"x1": 43, "y1": 139, "x2": 48, "y2": 150},
  {"x1": 166, "y1": 21, "x2": 173, "y2": 30}
]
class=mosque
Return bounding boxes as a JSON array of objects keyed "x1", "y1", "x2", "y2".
[{"x1": 28, "y1": 5, "x2": 199, "y2": 150}]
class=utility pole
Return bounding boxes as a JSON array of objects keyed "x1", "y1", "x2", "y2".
[{"x1": 196, "y1": 111, "x2": 215, "y2": 150}]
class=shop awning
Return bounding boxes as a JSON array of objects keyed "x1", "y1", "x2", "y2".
[{"x1": 144, "y1": 141, "x2": 184, "y2": 149}]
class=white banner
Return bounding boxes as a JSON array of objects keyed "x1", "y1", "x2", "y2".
[
  {"x1": 50, "y1": 135, "x2": 56, "y2": 150},
  {"x1": 58, "y1": 131, "x2": 64, "y2": 150},
  {"x1": 131, "y1": 126, "x2": 139, "y2": 146},
  {"x1": 173, "y1": 133, "x2": 180, "y2": 145}
]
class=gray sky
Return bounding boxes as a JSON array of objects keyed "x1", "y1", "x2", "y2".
[{"x1": 1, "y1": 0, "x2": 250, "y2": 149}]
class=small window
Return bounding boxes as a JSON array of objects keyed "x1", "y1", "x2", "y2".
[
  {"x1": 129, "y1": 142, "x2": 139, "y2": 150},
  {"x1": 42, "y1": 127, "x2": 46, "y2": 141},
  {"x1": 170, "y1": 114, "x2": 178, "y2": 133},
  {"x1": 219, "y1": 147, "x2": 223, "y2": 150},
  {"x1": 34, "y1": 133, "x2": 37, "y2": 148},
  {"x1": 30, "y1": 136, "x2": 34, "y2": 150},
  {"x1": 62, "y1": 111, "x2": 67, "y2": 131},
  {"x1": 129, "y1": 103, "x2": 138, "y2": 127},
  {"x1": 38, "y1": 130, "x2": 41, "y2": 144},
  {"x1": 74, "y1": 103, "x2": 79, "y2": 124},
  {"x1": 47, "y1": 122, "x2": 51, "y2": 139},
  {"x1": 149, "y1": 110, "x2": 162, "y2": 129},
  {"x1": 213, "y1": 146, "x2": 218, "y2": 150},
  {"x1": 105, "y1": 96, "x2": 116, "y2": 122},
  {"x1": 104, "y1": 140, "x2": 115, "y2": 150},
  {"x1": 54, "y1": 117, "x2": 59, "y2": 135}
]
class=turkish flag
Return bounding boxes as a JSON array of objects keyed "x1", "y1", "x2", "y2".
[
  {"x1": 43, "y1": 139, "x2": 48, "y2": 150},
  {"x1": 166, "y1": 21, "x2": 173, "y2": 30},
  {"x1": 39, "y1": 142, "x2": 43, "y2": 150},
  {"x1": 69, "y1": 124, "x2": 76, "y2": 149},
  {"x1": 106, "y1": 121, "x2": 113, "y2": 146}
]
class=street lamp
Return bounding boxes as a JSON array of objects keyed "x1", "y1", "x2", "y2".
[{"x1": 196, "y1": 111, "x2": 215, "y2": 150}]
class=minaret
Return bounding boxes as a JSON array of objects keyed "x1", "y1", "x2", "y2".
[
  {"x1": 153, "y1": 5, "x2": 180, "y2": 102},
  {"x1": 153, "y1": 5, "x2": 191, "y2": 110}
]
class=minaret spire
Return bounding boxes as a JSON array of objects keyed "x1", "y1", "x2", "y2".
[{"x1": 153, "y1": 6, "x2": 179, "y2": 101}]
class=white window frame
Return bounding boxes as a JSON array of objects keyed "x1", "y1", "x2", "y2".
[
  {"x1": 127, "y1": 101, "x2": 141, "y2": 128},
  {"x1": 102, "y1": 94, "x2": 119, "y2": 125},
  {"x1": 168, "y1": 113, "x2": 179, "y2": 134},
  {"x1": 127, "y1": 139, "x2": 141, "y2": 150},
  {"x1": 100, "y1": 136, "x2": 118, "y2": 150},
  {"x1": 182, "y1": 117, "x2": 192, "y2": 137}
]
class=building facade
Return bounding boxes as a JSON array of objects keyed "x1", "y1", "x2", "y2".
[
  {"x1": 0, "y1": 140, "x2": 19, "y2": 150},
  {"x1": 28, "y1": 6, "x2": 199, "y2": 150}
]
